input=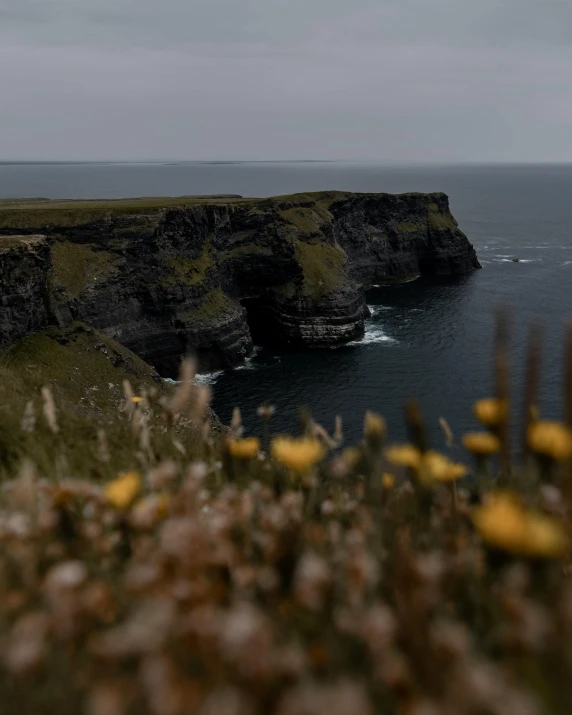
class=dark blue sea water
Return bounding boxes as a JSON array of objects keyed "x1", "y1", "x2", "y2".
[{"x1": 2, "y1": 161, "x2": 572, "y2": 447}]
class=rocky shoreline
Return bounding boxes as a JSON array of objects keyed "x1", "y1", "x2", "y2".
[{"x1": 0, "y1": 191, "x2": 480, "y2": 376}]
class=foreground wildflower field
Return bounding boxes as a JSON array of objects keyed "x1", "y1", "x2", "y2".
[{"x1": 1, "y1": 319, "x2": 572, "y2": 714}]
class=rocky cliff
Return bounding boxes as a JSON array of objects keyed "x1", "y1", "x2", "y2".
[
  {"x1": 0, "y1": 191, "x2": 479, "y2": 376},
  {"x1": 0, "y1": 235, "x2": 51, "y2": 348}
]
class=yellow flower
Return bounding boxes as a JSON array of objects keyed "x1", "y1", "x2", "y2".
[
  {"x1": 524, "y1": 513, "x2": 568, "y2": 558},
  {"x1": 528, "y1": 421, "x2": 572, "y2": 461},
  {"x1": 382, "y1": 473, "x2": 395, "y2": 489},
  {"x1": 228, "y1": 437, "x2": 261, "y2": 460},
  {"x1": 474, "y1": 398, "x2": 507, "y2": 427},
  {"x1": 386, "y1": 445, "x2": 466, "y2": 484},
  {"x1": 271, "y1": 437, "x2": 326, "y2": 473},
  {"x1": 473, "y1": 493, "x2": 527, "y2": 553},
  {"x1": 104, "y1": 472, "x2": 141, "y2": 509},
  {"x1": 473, "y1": 492, "x2": 568, "y2": 558},
  {"x1": 463, "y1": 432, "x2": 501, "y2": 456},
  {"x1": 131, "y1": 396, "x2": 144, "y2": 405},
  {"x1": 363, "y1": 411, "x2": 386, "y2": 441},
  {"x1": 385, "y1": 444, "x2": 422, "y2": 470},
  {"x1": 419, "y1": 451, "x2": 468, "y2": 484}
]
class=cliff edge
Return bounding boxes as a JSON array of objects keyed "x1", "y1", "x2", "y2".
[{"x1": 0, "y1": 191, "x2": 480, "y2": 375}]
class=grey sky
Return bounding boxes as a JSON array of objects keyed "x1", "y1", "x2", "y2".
[{"x1": 1, "y1": 0, "x2": 571, "y2": 161}]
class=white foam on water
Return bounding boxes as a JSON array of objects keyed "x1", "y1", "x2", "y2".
[
  {"x1": 367, "y1": 305, "x2": 394, "y2": 316},
  {"x1": 351, "y1": 322, "x2": 398, "y2": 346},
  {"x1": 235, "y1": 359, "x2": 258, "y2": 372},
  {"x1": 194, "y1": 371, "x2": 224, "y2": 386},
  {"x1": 360, "y1": 328, "x2": 398, "y2": 345},
  {"x1": 164, "y1": 374, "x2": 224, "y2": 387},
  {"x1": 496, "y1": 258, "x2": 542, "y2": 263},
  {"x1": 233, "y1": 346, "x2": 264, "y2": 372},
  {"x1": 189, "y1": 347, "x2": 265, "y2": 383}
]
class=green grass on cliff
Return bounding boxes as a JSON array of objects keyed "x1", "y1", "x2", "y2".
[
  {"x1": 295, "y1": 240, "x2": 348, "y2": 300},
  {"x1": 428, "y1": 202, "x2": 458, "y2": 231},
  {"x1": 221, "y1": 244, "x2": 273, "y2": 261},
  {"x1": 1, "y1": 323, "x2": 161, "y2": 412},
  {"x1": 279, "y1": 204, "x2": 334, "y2": 236},
  {"x1": 179, "y1": 289, "x2": 236, "y2": 325},
  {"x1": 0, "y1": 197, "x2": 251, "y2": 231},
  {"x1": 270, "y1": 190, "x2": 348, "y2": 205},
  {"x1": 393, "y1": 221, "x2": 421, "y2": 234},
  {"x1": 0, "y1": 191, "x2": 449, "y2": 232},
  {"x1": 0, "y1": 323, "x2": 186, "y2": 477},
  {"x1": 159, "y1": 240, "x2": 215, "y2": 289},
  {"x1": 51, "y1": 241, "x2": 118, "y2": 296}
]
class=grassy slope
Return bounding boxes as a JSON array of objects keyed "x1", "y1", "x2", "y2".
[{"x1": 0, "y1": 323, "x2": 203, "y2": 479}]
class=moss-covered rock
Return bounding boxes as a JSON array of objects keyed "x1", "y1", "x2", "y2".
[
  {"x1": 295, "y1": 240, "x2": 348, "y2": 300},
  {"x1": 221, "y1": 244, "x2": 273, "y2": 261},
  {"x1": 428, "y1": 202, "x2": 458, "y2": 231},
  {"x1": 52, "y1": 241, "x2": 118, "y2": 297},
  {"x1": 159, "y1": 243, "x2": 215, "y2": 289},
  {"x1": 393, "y1": 221, "x2": 422, "y2": 234},
  {"x1": 179, "y1": 289, "x2": 235, "y2": 326}
]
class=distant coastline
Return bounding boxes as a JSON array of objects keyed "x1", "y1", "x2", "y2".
[{"x1": 0, "y1": 159, "x2": 345, "y2": 167}]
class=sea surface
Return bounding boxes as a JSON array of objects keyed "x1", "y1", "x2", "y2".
[{"x1": 2, "y1": 161, "x2": 572, "y2": 448}]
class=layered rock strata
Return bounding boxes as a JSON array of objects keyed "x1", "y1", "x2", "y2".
[{"x1": 0, "y1": 192, "x2": 480, "y2": 375}]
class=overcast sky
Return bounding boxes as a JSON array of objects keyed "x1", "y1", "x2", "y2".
[{"x1": 1, "y1": 0, "x2": 571, "y2": 162}]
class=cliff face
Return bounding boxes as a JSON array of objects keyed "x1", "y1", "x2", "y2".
[
  {"x1": 0, "y1": 192, "x2": 479, "y2": 375},
  {"x1": 0, "y1": 235, "x2": 51, "y2": 348}
]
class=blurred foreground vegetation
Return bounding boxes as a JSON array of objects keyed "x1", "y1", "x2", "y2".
[{"x1": 0, "y1": 315, "x2": 572, "y2": 714}]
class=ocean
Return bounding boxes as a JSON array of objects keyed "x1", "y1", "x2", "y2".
[{"x1": 2, "y1": 161, "x2": 572, "y2": 447}]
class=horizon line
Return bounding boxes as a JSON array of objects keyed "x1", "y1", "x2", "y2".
[{"x1": 3, "y1": 158, "x2": 572, "y2": 166}]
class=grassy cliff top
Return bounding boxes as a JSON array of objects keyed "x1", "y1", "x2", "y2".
[
  {"x1": 0, "y1": 196, "x2": 249, "y2": 230},
  {"x1": 0, "y1": 191, "x2": 449, "y2": 230}
]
